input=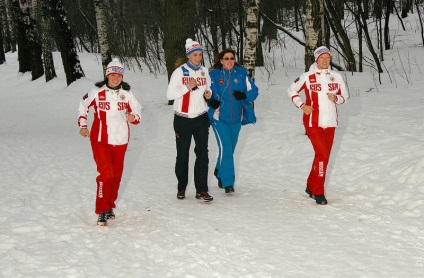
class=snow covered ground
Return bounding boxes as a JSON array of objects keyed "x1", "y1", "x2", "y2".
[{"x1": 1, "y1": 16, "x2": 424, "y2": 278}]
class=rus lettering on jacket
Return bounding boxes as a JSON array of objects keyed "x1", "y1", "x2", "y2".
[
  {"x1": 182, "y1": 77, "x2": 207, "y2": 86},
  {"x1": 310, "y1": 84, "x2": 321, "y2": 92},
  {"x1": 98, "y1": 102, "x2": 110, "y2": 110}
]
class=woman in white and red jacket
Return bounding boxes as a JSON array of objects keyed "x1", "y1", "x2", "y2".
[
  {"x1": 78, "y1": 58, "x2": 141, "y2": 226},
  {"x1": 166, "y1": 38, "x2": 213, "y2": 202},
  {"x1": 288, "y1": 46, "x2": 349, "y2": 205}
]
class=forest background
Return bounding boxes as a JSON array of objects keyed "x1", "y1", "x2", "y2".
[{"x1": 1, "y1": 0, "x2": 423, "y2": 88}]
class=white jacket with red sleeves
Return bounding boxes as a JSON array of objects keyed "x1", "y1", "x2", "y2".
[
  {"x1": 78, "y1": 85, "x2": 142, "y2": 145},
  {"x1": 288, "y1": 66, "x2": 348, "y2": 128},
  {"x1": 166, "y1": 64, "x2": 211, "y2": 118}
]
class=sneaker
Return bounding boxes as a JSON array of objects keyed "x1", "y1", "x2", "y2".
[
  {"x1": 195, "y1": 192, "x2": 213, "y2": 202},
  {"x1": 97, "y1": 211, "x2": 107, "y2": 226},
  {"x1": 315, "y1": 194, "x2": 328, "y2": 205},
  {"x1": 225, "y1": 186, "x2": 235, "y2": 194},
  {"x1": 305, "y1": 188, "x2": 313, "y2": 198},
  {"x1": 177, "y1": 190, "x2": 186, "y2": 199},
  {"x1": 107, "y1": 209, "x2": 115, "y2": 220}
]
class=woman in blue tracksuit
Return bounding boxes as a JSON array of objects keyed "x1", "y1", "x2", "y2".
[{"x1": 208, "y1": 48, "x2": 259, "y2": 193}]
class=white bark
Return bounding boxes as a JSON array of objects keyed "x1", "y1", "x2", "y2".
[
  {"x1": 305, "y1": 0, "x2": 322, "y2": 70},
  {"x1": 243, "y1": 0, "x2": 259, "y2": 81},
  {"x1": 94, "y1": 0, "x2": 111, "y2": 75}
]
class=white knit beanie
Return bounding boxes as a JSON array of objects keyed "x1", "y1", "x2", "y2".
[
  {"x1": 105, "y1": 58, "x2": 124, "y2": 77},
  {"x1": 185, "y1": 38, "x2": 203, "y2": 56},
  {"x1": 313, "y1": 46, "x2": 331, "y2": 62}
]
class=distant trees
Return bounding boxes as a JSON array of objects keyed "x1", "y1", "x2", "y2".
[{"x1": 0, "y1": 0, "x2": 421, "y2": 86}]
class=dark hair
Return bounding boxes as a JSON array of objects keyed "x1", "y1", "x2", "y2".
[
  {"x1": 210, "y1": 48, "x2": 239, "y2": 70},
  {"x1": 95, "y1": 78, "x2": 131, "y2": 90}
]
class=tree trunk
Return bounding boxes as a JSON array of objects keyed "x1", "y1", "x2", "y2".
[
  {"x1": 40, "y1": 0, "x2": 56, "y2": 81},
  {"x1": 325, "y1": 0, "x2": 356, "y2": 71},
  {"x1": 415, "y1": 0, "x2": 424, "y2": 47},
  {"x1": 1, "y1": 0, "x2": 11, "y2": 54},
  {"x1": 48, "y1": 0, "x2": 84, "y2": 85},
  {"x1": 93, "y1": 0, "x2": 111, "y2": 75},
  {"x1": 384, "y1": 0, "x2": 391, "y2": 50},
  {"x1": 4, "y1": 0, "x2": 16, "y2": 52},
  {"x1": 11, "y1": 0, "x2": 31, "y2": 73},
  {"x1": 238, "y1": 0, "x2": 244, "y2": 63},
  {"x1": 401, "y1": 0, "x2": 413, "y2": 18},
  {"x1": 351, "y1": 0, "x2": 383, "y2": 73},
  {"x1": 209, "y1": 0, "x2": 220, "y2": 57},
  {"x1": 243, "y1": 0, "x2": 259, "y2": 80},
  {"x1": 163, "y1": 0, "x2": 195, "y2": 104},
  {"x1": 305, "y1": 0, "x2": 323, "y2": 71},
  {"x1": 260, "y1": 0, "x2": 277, "y2": 42},
  {"x1": 20, "y1": 0, "x2": 44, "y2": 80},
  {"x1": 0, "y1": 11, "x2": 5, "y2": 63}
]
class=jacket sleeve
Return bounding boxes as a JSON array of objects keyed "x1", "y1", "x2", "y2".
[
  {"x1": 244, "y1": 75, "x2": 258, "y2": 102},
  {"x1": 78, "y1": 88, "x2": 97, "y2": 128},
  {"x1": 334, "y1": 75, "x2": 349, "y2": 105},
  {"x1": 287, "y1": 73, "x2": 307, "y2": 108},
  {"x1": 166, "y1": 67, "x2": 190, "y2": 100},
  {"x1": 128, "y1": 91, "x2": 142, "y2": 124},
  {"x1": 209, "y1": 71, "x2": 220, "y2": 102}
]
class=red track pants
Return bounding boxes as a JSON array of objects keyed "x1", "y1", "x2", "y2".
[
  {"x1": 305, "y1": 126, "x2": 335, "y2": 196},
  {"x1": 91, "y1": 141, "x2": 128, "y2": 214}
]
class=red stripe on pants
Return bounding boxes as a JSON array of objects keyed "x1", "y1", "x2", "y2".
[
  {"x1": 305, "y1": 126, "x2": 335, "y2": 196},
  {"x1": 91, "y1": 141, "x2": 128, "y2": 214}
]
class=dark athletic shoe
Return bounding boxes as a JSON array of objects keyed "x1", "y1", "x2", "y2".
[
  {"x1": 225, "y1": 186, "x2": 235, "y2": 194},
  {"x1": 315, "y1": 194, "x2": 328, "y2": 205},
  {"x1": 177, "y1": 190, "x2": 186, "y2": 199},
  {"x1": 97, "y1": 211, "x2": 108, "y2": 226},
  {"x1": 195, "y1": 192, "x2": 213, "y2": 202},
  {"x1": 107, "y1": 209, "x2": 115, "y2": 220},
  {"x1": 305, "y1": 188, "x2": 313, "y2": 198}
]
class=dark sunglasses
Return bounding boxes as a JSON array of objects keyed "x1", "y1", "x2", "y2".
[{"x1": 223, "y1": 57, "x2": 235, "y2": 60}]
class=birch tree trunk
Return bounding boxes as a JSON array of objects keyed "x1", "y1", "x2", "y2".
[
  {"x1": 243, "y1": 0, "x2": 259, "y2": 81},
  {"x1": 305, "y1": 0, "x2": 323, "y2": 70},
  {"x1": 93, "y1": 0, "x2": 111, "y2": 75}
]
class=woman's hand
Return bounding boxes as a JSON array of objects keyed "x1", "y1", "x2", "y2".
[
  {"x1": 301, "y1": 105, "x2": 313, "y2": 115},
  {"x1": 188, "y1": 79, "x2": 198, "y2": 90},
  {"x1": 327, "y1": 93, "x2": 335, "y2": 102},
  {"x1": 80, "y1": 128, "x2": 89, "y2": 137},
  {"x1": 128, "y1": 114, "x2": 135, "y2": 122}
]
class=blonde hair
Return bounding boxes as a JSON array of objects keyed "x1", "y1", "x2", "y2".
[{"x1": 175, "y1": 57, "x2": 188, "y2": 68}]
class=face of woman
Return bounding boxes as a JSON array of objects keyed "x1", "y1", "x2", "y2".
[
  {"x1": 187, "y1": 51, "x2": 203, "y2": 66},
  {"x1": 221, "y1": 53, "x2": 235, "y2": 70},
  {"x1": 316, "y1": 53, "x2": 331, "y2": 70},
  {"x1": 108, "y1": 73, "x2": 123, "y2": 87}
]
